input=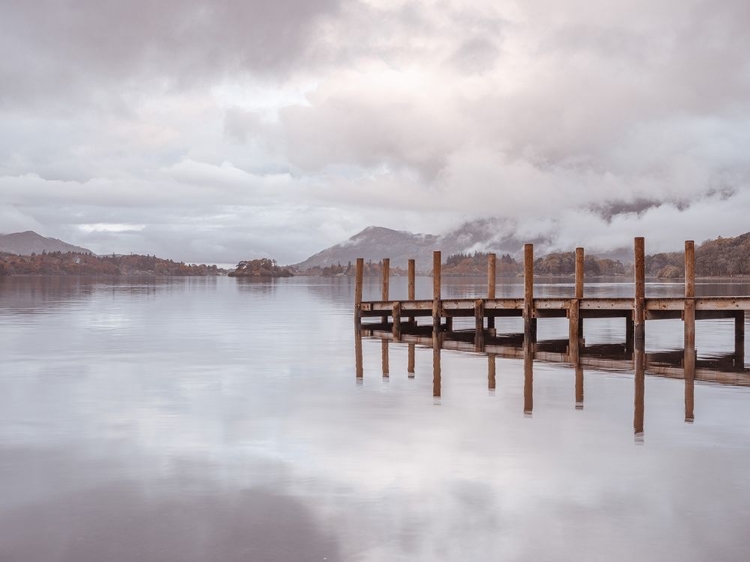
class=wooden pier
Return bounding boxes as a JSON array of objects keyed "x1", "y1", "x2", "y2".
[{"x1": 354, "y1": 238, "x2": 748, "y2": 359}]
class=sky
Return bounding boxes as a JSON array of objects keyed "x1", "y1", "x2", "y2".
[{"x1": 1, "y1": 0, "x2": 749, "y2": 264}]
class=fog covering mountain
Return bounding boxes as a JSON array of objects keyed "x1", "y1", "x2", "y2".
[
  {"x1": 293, "y1": 219, "x2": 556, "y2": 272},
  {"x1": 0, "y1": 231, "x2": 91, "y2": 255}
]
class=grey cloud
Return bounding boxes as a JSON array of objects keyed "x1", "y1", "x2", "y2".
[{"x1": 0, "y1": 0, "x2": 341, "y2": 108}]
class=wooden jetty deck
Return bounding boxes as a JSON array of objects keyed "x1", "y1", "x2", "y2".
[{"x1": 354, "y1": 238, "x2": 748, "y2": 361}]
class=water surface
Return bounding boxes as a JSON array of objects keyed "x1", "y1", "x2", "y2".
[{"x1": 1, "y1": 276, "x2": 750, "y2": 561}]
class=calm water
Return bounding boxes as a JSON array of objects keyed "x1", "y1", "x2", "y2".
[{"x1": 1, "y1": 276, "x2": 750, "y2": 561}]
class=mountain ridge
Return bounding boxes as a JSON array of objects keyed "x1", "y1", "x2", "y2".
[{"x1": 0, "y1": 231, "x2": 92, "y2": 255}]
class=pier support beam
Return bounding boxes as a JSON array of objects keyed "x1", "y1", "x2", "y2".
[
  {"x1": 392, "y1": 302, "x2": 401, "y2": 340},
  {"x1": 381, "y1": 258, "x2": 390, "y2": 325},
  {"x1": 634, "y1": 237, "x2": 646, "y2": 343},
  {"x1": 684, "y1": 240, "x2": 696, "y2": 423},
  {"x1": 433, "y1": 251, "x2": 442, "y2": 332},
  {"x1": 575, "y1": 247, "x2": 584, "y2": 340},
  {"x1": 407, "y1": 259, "x2": 416, "y2": 324},
  {"x1": 487, "y1": 253, "x2": 496, "y2": 331},
  {"x1": 524, "y1": 244, "x2": 537, "y2": 342}
]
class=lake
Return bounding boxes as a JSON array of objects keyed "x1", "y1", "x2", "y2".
[{"x1": 1, "y1": 275, "x2": 750, "y2": 561}]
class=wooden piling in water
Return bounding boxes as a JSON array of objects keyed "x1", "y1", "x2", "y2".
[
  {"x1": 381, "y1": 258, "x2": 390, "y2": 324},
  {"x1": 433, "y1": 251, "x2": 441, "y2": 331},
  {"x1": 524, "y1": 244, "x2": 536, "y2": 341},
  {"x1": 407, "y1": 259, "x2": 416, "y2": 324},
  {"x1": 575, "y1": 247, "x2": 584, "y2": 300},
  {"x1": 634, "y1": 237, "x2": 645, "y2": 342},
  {"x1": 487, "y1": 254, "x2": 496, "y2": 331},
  {"x1": 684, "y1": 240, "x2": 696, "y2": 423},
  {"x1": 354, "y1": 258, "x2": 364, "y2": 323},
  {"x1": 575, "y1": 247, "x2": 584, "y2": 340},
  {"x1": 407, "y1": 343, "x2": 415, "y2": 377},
  {"x1": 392, "y1": 301, "x2": 401, "y2": 340}
]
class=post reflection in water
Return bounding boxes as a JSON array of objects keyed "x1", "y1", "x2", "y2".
[
  {"x1": 634, "y1": 340, "x2": 645, "y2": 440},
  {"x1": 355, "y1": 326, "x2": 363, "y2": 383},
  {"x1": 381, "y1": 340, "x2": 389, "y2": 379},
  {"x1": 432, "y1": 333, "x2": 441, "y2": 402},
  {"x1": 575, "y1": 365, "x2": 584, "y2": 410},
  {"x1": 488, "y1": 354, "x2": 496, "y2": 395},
  {"x1": 523, "y1": 339, "x2": 533, "y2": 416},
  {"x1": 407, "y1": 343, "x2": 415, "y2": 378}
]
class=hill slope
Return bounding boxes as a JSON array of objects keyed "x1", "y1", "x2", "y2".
[{"x1": 0, "y1": 231, "x2": 91, "y2": 255}]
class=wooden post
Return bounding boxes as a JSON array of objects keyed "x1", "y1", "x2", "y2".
[
  {"x1": 407, "y1": 258, "x2": 416, "y2": 324},
  {"x1": 392, "y1": 302, "x2": 401, "y2": 340},
  {"x1": 354, "y1": 258, "x2": 364, "y2": 323},
  {"x1": 524, "y1": 244, "x2": 536, "y2": 341},
  {"x1": 684, "y1": 240, "x2": 696, "y2": 422},
  {"x1": 634, "y1": 237, "x2": 645, "y2": 342},
  {"x1": 381, "y1": 258, "x2": 390, "y2": 325},
  {"x1": 487, "y1": 253, "x2": 496, "y2": 331},
  {"x1": 735, "y1": 311, "x2": 745, "y2": 368},
  {"x1": 381, "y1": 340, "x2": 389, "y2": 378},
  {"x1": 575, "y1": 247, "x2": 584, "y2": 340},
  {"x1": 407, "y1": 343, "x2": 415, "y2": 377},
  {"x1": 488, "y1": 354, "x2": 496, "y2": 394},
  {"x1": 575, "y1": 247, "x2": 584, "y2": 299},
  {"x1": 432, "y1": 251, "x2": 441, "y2": 332},
  {"x1": 474, "y1": 299, "x2": 485, "y2": 351},
  {"x1": 684, "y1": 240, "x2": 695, "y2": 300}
]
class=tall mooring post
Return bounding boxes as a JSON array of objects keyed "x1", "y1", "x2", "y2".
[
  {"x1": 381, "y1": 258, "x2": 390, "y2": 325},
  {"x1": 354, "y1": 258, "x2": 364, "y2": 325},
  {"x1": 432, "y1": 251, "x2": 442, "y2": 332},
  {"x1": 634, "y1": 237, "x2": 646, "y2": 343},
  {"x1": 569, "y1": 247, "x2": 584, "y2": 355},
  {"x1": 487, "y1": 253, "x2": 496, "y2": 331},
  {"x1": 407, "y1": 259, "x2": 416, "y2": 324},
  {"x1": 524, "y1": 244, "x2": 536, "y2": 341},
  {"x1": 684, "y1": 240, "x2": 696, "y2": 422}
]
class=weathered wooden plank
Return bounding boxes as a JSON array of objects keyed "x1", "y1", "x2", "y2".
[
  {"x1": 634, "y1": 237, "x2": 645, "y2": 343},
  {"x1": 433, "y1": 251, "x2": 441, "y2": 330},
  {"x1": 575, "y1": 247, "x2": 584, "y2": 299},
  {"x1": 524, "y1": 244, "x2": 536, "y2": 340}
]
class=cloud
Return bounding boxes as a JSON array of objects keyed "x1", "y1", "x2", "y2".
[{"x1": 1, "y1": 0, "x2": 749, "y2": 263}]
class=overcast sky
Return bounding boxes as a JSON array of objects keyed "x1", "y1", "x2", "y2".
[{"x1": 2, "y1": 0, "x2": 749, "y2": 264}]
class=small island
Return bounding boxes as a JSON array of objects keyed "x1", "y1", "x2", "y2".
[{"x1": 228, "y1": 258, "x2": 294, "y2": 278}]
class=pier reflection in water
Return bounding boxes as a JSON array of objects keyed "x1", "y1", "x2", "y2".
[{"x1": 357, "y1": 320, "x2": 745, "y2": 436}]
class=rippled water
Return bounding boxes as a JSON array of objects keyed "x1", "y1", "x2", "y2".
[{"x1": 1, "y1": 275, "x2": 750, "y2": 561}]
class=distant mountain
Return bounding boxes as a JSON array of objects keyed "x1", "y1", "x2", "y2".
[
  {"x1": 293, "y1": 219, "x2": 549, "y2": 271},
  {"x1": 293, "y1": 226, "x2": 439, "y2": 270},
  {"x1": 0, "y1": 231, "x2": 91, "y2": 255}
]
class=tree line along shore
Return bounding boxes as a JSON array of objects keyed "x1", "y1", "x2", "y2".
[{"x1": 2, "y1": 232, "x2": 750, "y2": 278}]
